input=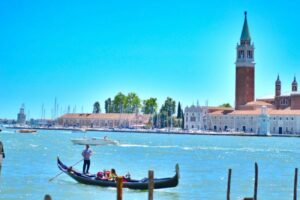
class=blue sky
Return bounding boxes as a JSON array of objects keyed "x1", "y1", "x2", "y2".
[{"x1": 1, "y1": 0, "x2": 300, "y2": 119}]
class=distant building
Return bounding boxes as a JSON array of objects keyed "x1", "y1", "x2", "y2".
[
  {"x1": 208, "y1": 106, "x2": 300, "y2": 134},
  {"x1": 58, "y1": 113, "x2": 151, "y2": 128},
  {"x1": 256, "y1": 76, "x2": 300, "y2": 110},
  {"x1": 184, "y1": 106, "x2": 233, "y2": 130},
  {"x1": 17, "y1": 104, "x2": 26, "y2": 125}
]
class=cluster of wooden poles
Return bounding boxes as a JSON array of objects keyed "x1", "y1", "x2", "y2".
[
  {"x1": 115, "y1": 163, "x2": 298, "y2": 200},
  {"x1": 227, "y1": 163, "x2": 298, "y2": 200}
]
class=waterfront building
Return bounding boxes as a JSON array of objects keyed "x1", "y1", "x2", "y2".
[
  {"x1": 58, "y1": 113, "x2": 151, "y2": 128},
  {"x1": 184, "y1": 106, "x2": 233, "y2": 130},
  {"x1": 17, "y1": 104, "x2": 26, "y2": 125},
  {"x1": 208, "y1": 107, "x2": 300, "y2": 134}
]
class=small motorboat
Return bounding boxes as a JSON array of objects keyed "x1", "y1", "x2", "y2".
[
  {"x1": 57, "y1": 157, "x2": 179, "y2": 190},
  {"x1": 71, "y1": 137, "x2": 119, "y2": 146},
  {"x1": 17, "y1": 129, "x2": 37, "y2": 133}
]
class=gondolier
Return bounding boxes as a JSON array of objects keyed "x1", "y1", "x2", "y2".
[
  {"x1": 82, "y1": 144, "x2": 92, "y2": 174},
  {"x1": 0, "y1": 140, "x2": 5, "y2": 175}
]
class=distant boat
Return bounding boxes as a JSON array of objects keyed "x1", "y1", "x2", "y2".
[
  {"x1": 71, "y1": 136, "x2": 119, "y2": 146},
  {"x1": 17, "y1": 129, "x2": 37, "y2": 133}
]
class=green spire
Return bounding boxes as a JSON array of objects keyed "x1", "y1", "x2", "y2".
[
  {"x1": 240, "y1": 11, "x2": 251, "y2": 41},
  {"x1": 293, "y1": 75, "x2": 297, "y2": 84},
  {"x1": 276, "y1": 74, "x2": 280, "y2": 82}
]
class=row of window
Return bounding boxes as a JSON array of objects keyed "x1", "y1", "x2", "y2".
[
  {"x1": 280, "y1": 98, "x2": 289, "y2": 105},
  {"x1": 211, "y1": 125, "x2": 295, "y2": 134},
  {"x1": 213, "y1": 116, "x2": 295, "y2": 120}
]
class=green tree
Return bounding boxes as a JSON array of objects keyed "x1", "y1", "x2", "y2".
[
  {"x1": 177, "y1": 102, "x2": 183, "y2": 118},
  {"x1": 161, "y1": 97, "x2": 176, "y2": 117},
  {"x1": 159, "y1": 97, "x2": 176, "y2": 128},
  {"x1": 112, "y1": 92, "x2": 126, "y2": 113},
  {"x1": 93, "y1": 101, "x2": 101, "y2": 113},
  {"x1": 219, "y1": 103, "x2": 232, "y2": 108},
  {"x1": 105, "y1": 98, "x2": 112, "y2": 113},
  {"x1": 142, "y1": 98, "x2": 158, "y2": 114},
  {"x1": 125, "y1": 92, "x2": 141, "y2": 113}
]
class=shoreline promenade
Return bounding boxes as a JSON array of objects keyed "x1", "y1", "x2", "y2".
[{"x1": 5, "y1": 126, "x2": 300, "y2": 138}]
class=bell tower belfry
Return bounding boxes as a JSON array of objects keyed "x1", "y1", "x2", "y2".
[
  {"x1": 235, "y1": 11, "x2": 255, "y2": 109},
  {"x1": 275, "y1": 75, "x2": 281, "y2": 97}
]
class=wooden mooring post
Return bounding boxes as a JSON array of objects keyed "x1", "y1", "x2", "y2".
[
  {"x1": 116, "y1": 176, "x2": 123, "y2": 200},
  {"x1": 243, "y1": 163, "x2": 258, "y2": 200},
  {"x1": 148, "y1": 170, "x2": 154, "y2": 200},
  {"x1": 254, "y1": 162, "x2": 258, "y2": 200},
  {"x1": 227, "y1": 168, "x2": 232, "y2": 200},
  {"x1": 294, "y1": 168, "x2": 298, "y2": 200}
]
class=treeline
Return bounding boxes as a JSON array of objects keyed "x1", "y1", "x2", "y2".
[{"x1": 92, "y1": 92, "x2": 184, "y2": 128}]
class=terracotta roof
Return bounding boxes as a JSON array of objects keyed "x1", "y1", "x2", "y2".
[
  {"x1": 268, "y1": 109, "x2": 300, "y2": 115},
  {"x1": 60, "y1": 113, "x2": 151, "y2": 121},
  {"x1": 207, "y1": 106, "x2": 233, "y2": 110},
  {"x1": 209, "y1": 108, "x2": 300, "y2": 116},
  {"x1": 245, "y1": 101, "x2": 273, "y2": 106}
]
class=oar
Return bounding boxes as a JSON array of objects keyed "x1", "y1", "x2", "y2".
[{"x1": 49, "y1": 158, "x2": 83, "y2": 182}]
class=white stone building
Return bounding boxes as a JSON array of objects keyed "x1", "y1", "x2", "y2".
[
  {"x1": 184, "y1": 106, "x2": 232, "y2": 131},
  {"x1": 184, "y1": 106, "x2": 206, "y2": 130},
  {"x1": 184, "y1": 103, "x2": 300, "y2": 135}
]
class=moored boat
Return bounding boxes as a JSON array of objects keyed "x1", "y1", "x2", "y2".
[
  {"x1": 17, "y1": 129, "x2": 37, "y2": 133},
  {"x1": 57, "y1": 157, "x2": 179, "y2": 190}
]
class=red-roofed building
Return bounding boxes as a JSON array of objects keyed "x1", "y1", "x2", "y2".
[{"x1": 58, "y1": 113, "x2": 151, "y2": 128}]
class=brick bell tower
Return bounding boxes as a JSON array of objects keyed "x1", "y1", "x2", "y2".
[{"x1": 235, "y1": 11, "x2": 255, "y2": 109}]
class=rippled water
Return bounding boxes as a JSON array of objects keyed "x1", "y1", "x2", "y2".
[{"x1": 0, "y1": 129, "x2": 299, "y2": 200}]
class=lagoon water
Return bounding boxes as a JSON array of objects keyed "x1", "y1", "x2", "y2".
[{"x1": 0, "y1": 129, "x2": 300, "y2": 200}]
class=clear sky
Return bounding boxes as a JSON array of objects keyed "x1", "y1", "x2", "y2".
[{"x1": 1, "y1": 0, "x2": 300, "y2": 119}]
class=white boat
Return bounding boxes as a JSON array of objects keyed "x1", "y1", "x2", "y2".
[{"x1": 71, "y1": 137, "x2": 119, "y2": 146}]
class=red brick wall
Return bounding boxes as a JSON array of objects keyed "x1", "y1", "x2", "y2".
[
  {"x1": 291, "y1": 95, "x2": 300, "y2": 109},
  {"x1": 235, "y1": 67, "x2": 255, "y2": 109},
  {"x1": 275, "y1": 96, "x2": 291, "y2": 109}
]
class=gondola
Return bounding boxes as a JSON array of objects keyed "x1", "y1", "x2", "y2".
[{"x1": 57, "y1": 157, "x2": 179, "y2": 190}]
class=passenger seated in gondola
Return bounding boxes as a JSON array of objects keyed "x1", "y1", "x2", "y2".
[
  {"x1": 96, "y1": 171, "x2": 104, "y2": 179},
  {"x1": 108, "y1": 168, "x2": 118, "y2": 181},
  {"x1": 95, "y1": 170, "x2": 109, "y2": 180}
]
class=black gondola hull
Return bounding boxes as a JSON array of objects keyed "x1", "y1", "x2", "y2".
[{"x1": 57, "y1": 157, "x2": 179, "y2": 190}]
